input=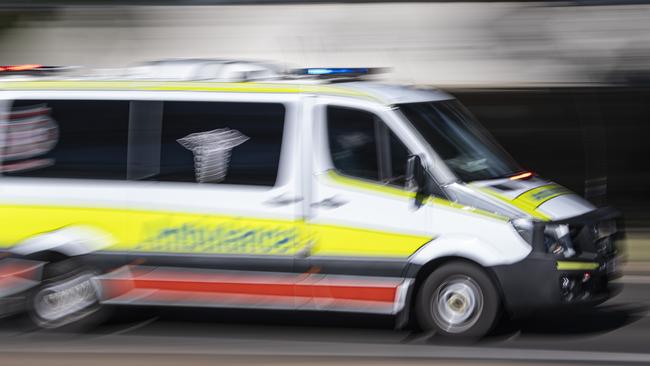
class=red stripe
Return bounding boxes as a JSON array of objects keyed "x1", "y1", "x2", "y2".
[
  {"x1": 136, "y1": 290, "x2": 296, "y2": 305},
  {"x1": 142, "y1": 291, "x2": 392, "y2": 309},
  {"x1": 98, "y1": 268, "x2": 399, "y2": 304},
  {"x1": 130, "y1": 279, "x2": 396, "y2": 303},
  {"x1": 309, "y1": 284, "x2": 395, "y2": 302},
  {"x1": 133, "y1": 279, "x2": 295, "y2": 297}
]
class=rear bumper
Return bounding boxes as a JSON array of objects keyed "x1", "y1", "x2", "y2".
[
  {"x1": 0, "y1": 258, "x2": 44, "y2": 316},
  {"x1": 0, "y1": 258, "x2": 43, "y2": 296}
]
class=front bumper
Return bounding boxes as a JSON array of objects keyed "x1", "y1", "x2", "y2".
[
  {"x1": 493, "y1": 206, "x2": 623, "y2": 316},
  {"x1": 492, "y1": 253, "x2": 619, "y2": 316}
]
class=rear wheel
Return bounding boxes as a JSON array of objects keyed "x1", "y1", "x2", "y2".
[
  {"x1": 415, "y1": 261, "x2": 500, "y2": 338},
  {"x1": 28, "y1": 258, "x2": 106, "y2": 330}
]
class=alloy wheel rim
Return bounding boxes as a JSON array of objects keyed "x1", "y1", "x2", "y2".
[{"x1": 432, "y1": 275, "x2": 484, "y2": 333}]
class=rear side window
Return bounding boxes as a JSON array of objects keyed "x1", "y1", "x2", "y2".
[
  {"x1": 2, "y1": 100, "x2": 129, "y2": 180},
  {"x1": 327, "y1": 106, "x2": 410, "y2": 186},
  {"x1": 1, "y1": 100, "x2": 286, "y2": 186},
  {"x1": 153, "y1": 101, "x2": 285, "y2": 186}
]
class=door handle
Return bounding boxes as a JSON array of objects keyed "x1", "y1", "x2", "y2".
[
  {"x1": 264, "y1": 195, "x2": 303, "y2": 206},
  {"x1": 311, "y1": 196, "x2": 348, "y2": 209}
]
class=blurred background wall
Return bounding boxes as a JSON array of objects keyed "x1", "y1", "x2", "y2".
[
  {"x1": 1, "y1": 1, "x2": 650, "y2": 235},
  {"x1": 2, "y1": 2, "x2": 650, "y2": 85}
]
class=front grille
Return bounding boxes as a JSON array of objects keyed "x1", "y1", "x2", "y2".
[{"x1": 568, "y1": 220, "x2": 619, "y2": 260}]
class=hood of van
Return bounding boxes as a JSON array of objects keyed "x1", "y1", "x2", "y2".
[{"x1": 470, "y1": 177, "x2": 596, "y2": 221}]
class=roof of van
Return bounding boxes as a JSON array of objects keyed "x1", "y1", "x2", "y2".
[{"x1": 0, "y1": 79, "x2": 454, "y2": 105}]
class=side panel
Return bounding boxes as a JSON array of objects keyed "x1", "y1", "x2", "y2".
[
  {"x1": 0, "y1": 94, "x2": 308, "y2": 311},
  {"x1": 0, "y1": 96, "x2": 304, "y2": 254}
]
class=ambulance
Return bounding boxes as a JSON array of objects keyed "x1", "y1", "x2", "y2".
[{"x1": 0, "y1": 63, "x2": 621, "y2": 337}]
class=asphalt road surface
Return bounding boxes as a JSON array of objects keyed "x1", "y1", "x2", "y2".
[{"x1": 0, "y1": 277, "x2": 649, "y2": 366}]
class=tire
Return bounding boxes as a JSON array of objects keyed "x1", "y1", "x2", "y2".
[
  {"x1": 27, "y1": 257, "x2": 108, "y2": 330},
  {"x1": 415, "y1": 261, "x2": 501, "y2": 338}
]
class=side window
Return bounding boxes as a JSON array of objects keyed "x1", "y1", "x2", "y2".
[
  {"x1": 388, "y1": 131, "x2": 410, "y2": 186},
  {"x1": 3, "y1": 100, "x2": 129, "y2": 180},
  {"x1": 327, "y1": 106, "x2": 410, "y2": 187},
  {"x1": 327, "y1": 107, "x2": 379, "y2": 181},
  {"x1": 154, "y1": 101, "x2": 285, "y2": 186}
]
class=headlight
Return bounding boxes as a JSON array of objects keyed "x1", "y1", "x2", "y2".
[
  {"x1": 511, "y1": 218, "x2": 535, "y2": 246},
  {"x1": 511, "y1": 219, "x2": 576, "y2": 257}
]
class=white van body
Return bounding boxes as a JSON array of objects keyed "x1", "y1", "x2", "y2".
[{"x1": 0, "y1": 74, "x2": 621, "y2": 336}]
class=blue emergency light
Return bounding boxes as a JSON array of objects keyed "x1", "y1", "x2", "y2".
[
  {"x1": 302, "y1": 68, "x2": 369, "y2": 76},
  {"x1": 293, "y1": 67, "x2": 385, "y2": 78}
]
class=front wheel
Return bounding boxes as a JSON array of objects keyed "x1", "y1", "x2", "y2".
[{"x1": 415, "y1": 262, "x2": 501, "y2": 338}]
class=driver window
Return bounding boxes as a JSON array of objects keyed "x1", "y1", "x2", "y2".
[{"x1": 327, "y1": 106, "x2": 410, "y2": 187}]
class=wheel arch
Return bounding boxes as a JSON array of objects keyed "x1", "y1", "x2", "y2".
[{"x1": 9, "y1": 225, "x2": 114, "y2": 259}]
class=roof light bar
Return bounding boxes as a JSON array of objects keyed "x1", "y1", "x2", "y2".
[
  {"x1": 292, "y1": 67, "x2": 386, "y2": 78},
  {"x1": 302, "y1": 68, "x2": 369, "y2": 76}
]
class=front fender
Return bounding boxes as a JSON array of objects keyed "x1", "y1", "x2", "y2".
[{"x1": 408, "y1": 233, "x2": 530, "y2": 268}]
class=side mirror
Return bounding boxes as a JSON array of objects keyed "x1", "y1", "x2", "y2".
[{"x1": 405, "y1": 155, "x2": 427, "y2": 207}]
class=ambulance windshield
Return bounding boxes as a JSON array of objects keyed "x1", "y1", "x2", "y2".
[{"x1": 398, "y1": 100, "x2": 524, "y2": 182}]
